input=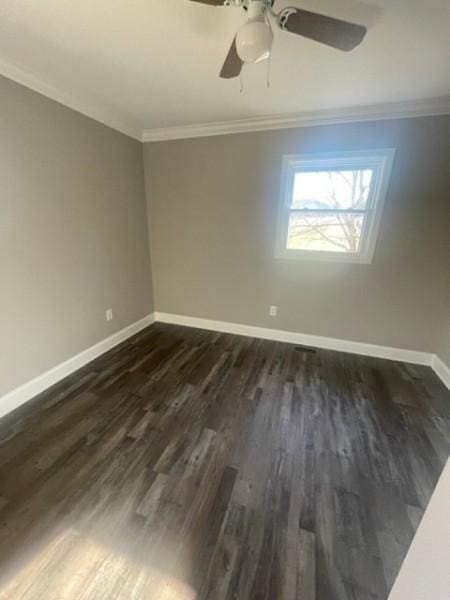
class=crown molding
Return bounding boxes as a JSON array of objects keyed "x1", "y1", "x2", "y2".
[
  {"x1": 0, "y1": 57, "x2": 141, "y2": 140},
  {"x1": 1, "y1": 55, "x2": 449, "y2": 145},
  {"x1": 141, "y1": 96, "x2": 450, "y2": 143}
]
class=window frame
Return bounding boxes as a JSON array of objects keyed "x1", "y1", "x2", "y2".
[{"x1": 275, "y1": 148, "x2": 396, "y2": 264}]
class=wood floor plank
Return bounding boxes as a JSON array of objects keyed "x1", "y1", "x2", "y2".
[{"x1": 0, "y1": 322, "x2": 448, "y2": 599}]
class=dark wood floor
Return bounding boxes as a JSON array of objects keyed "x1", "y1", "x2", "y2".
[{"x1": 0, "y1": 323, "x2": 448, "y2": 600}]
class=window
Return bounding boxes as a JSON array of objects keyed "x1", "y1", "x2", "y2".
[{"x1": 275, "y1": 149, "x2": 395, "y2": 263}]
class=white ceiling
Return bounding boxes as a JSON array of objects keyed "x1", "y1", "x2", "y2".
[{"x1": 0, "y1": 0, "x2": 449, "y2": 139}]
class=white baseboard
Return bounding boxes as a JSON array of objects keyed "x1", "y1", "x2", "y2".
[
  {"x1": 155, "y1": 312, "x2": 450, "y2": 389},
  {"x1": 0, "y1": 313, "x2": 155, "y2": 420},
  {"x1": 156, "y1": 312, "x2": 450, "y2": 389},
  {"x1": 1, "y1": 310, "x2": 447, "y2": 422},
  {"x1": 431, "y1": 355, "x2": 450, "y2": 390},
  {"x1": 155, "y1": 312, "x2": 432, "y2": 364}
]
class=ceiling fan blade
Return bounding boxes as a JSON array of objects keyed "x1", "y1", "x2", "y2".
[
  {"x1": 277, "y1": 8, "x2": 367, "y2": 51},
  {"x1": 220, "y1": 37, "x2": 243, "y2": 79},
  {"x1": 189, "y1": 0, "x2": 225, "y2": 5}
]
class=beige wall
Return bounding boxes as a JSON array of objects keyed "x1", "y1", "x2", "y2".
[
  {"x1": 1, "y1": 75, "x2": 447, "y2": 405},
  {"x1": 144, "y1": 116, "x2": 450, "y2": 353},
  {"x1": 0, "y1": 76, "x2": 154, "y2": 397},
  {"x1": 434, "y1": 238, "x2": 450, "y2": 366}
]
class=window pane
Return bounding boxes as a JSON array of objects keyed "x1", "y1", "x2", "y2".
[
  {"x1": 291, "y1": 169, "x2": 373, "y2": 210},
  {"x1": 287, "y1": 213, "x2": 364, "y2": 253}
]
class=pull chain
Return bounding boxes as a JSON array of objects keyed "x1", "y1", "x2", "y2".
[
  {"x1": 240, "y1": 67, "x2": 244, "y2": 93},
  {"x1": 266, "y1": 13, "x2": 273, "y2": 89}
]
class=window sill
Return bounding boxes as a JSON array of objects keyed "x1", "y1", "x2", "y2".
[{"x1": 275, "y1": 249, "x2": 374, "y2": 264}]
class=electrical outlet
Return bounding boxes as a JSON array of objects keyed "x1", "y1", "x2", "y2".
[
  {"x1": 269, "y1": 305, "x2": 278, "y2": 317},
  {"x1": 106, "y1": 308, "x2": 113, "y2": 322}
]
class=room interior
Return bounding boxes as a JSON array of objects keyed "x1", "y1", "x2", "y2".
[{"x1": 0, "y1": 1, "x2": 449, "y2": 599}]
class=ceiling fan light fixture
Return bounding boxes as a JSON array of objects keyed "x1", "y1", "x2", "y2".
[
  {"x1": 215, "y1": 0, "x2": 367, "y2": 80},
  {"x1": 235, "y1": 17, "x2": 273, "y2": 64}
]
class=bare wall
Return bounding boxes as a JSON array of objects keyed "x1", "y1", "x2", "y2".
[
  {"x1": 0, "y1": 76, "x2": 154, "y2": 398},
  {"x1": 144, "y1": 116, "x2": 450, "y2": 353},
  {"x1": 388, "y1": 459, "x2": 450, "y2": 600}
]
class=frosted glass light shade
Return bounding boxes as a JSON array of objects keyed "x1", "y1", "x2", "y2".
[{"x1": 236, "y1": 18, "x2": 273, "y2": 64}]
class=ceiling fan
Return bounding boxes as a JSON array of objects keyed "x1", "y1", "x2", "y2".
[{"x1": 189, "y1": 0, "x2": 367, "y2": 79}]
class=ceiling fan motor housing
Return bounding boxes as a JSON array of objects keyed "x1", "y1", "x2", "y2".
[
  {"x1": 246, "y1": 0, "x2": 267, "y2": 19},
  {"x1": 227, "y1": 0, "x2": 274, "y2": 10}
]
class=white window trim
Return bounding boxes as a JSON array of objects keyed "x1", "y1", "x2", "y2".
[{"x1": 275, "y1": 148, "x2": 396, "y2": 264}]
